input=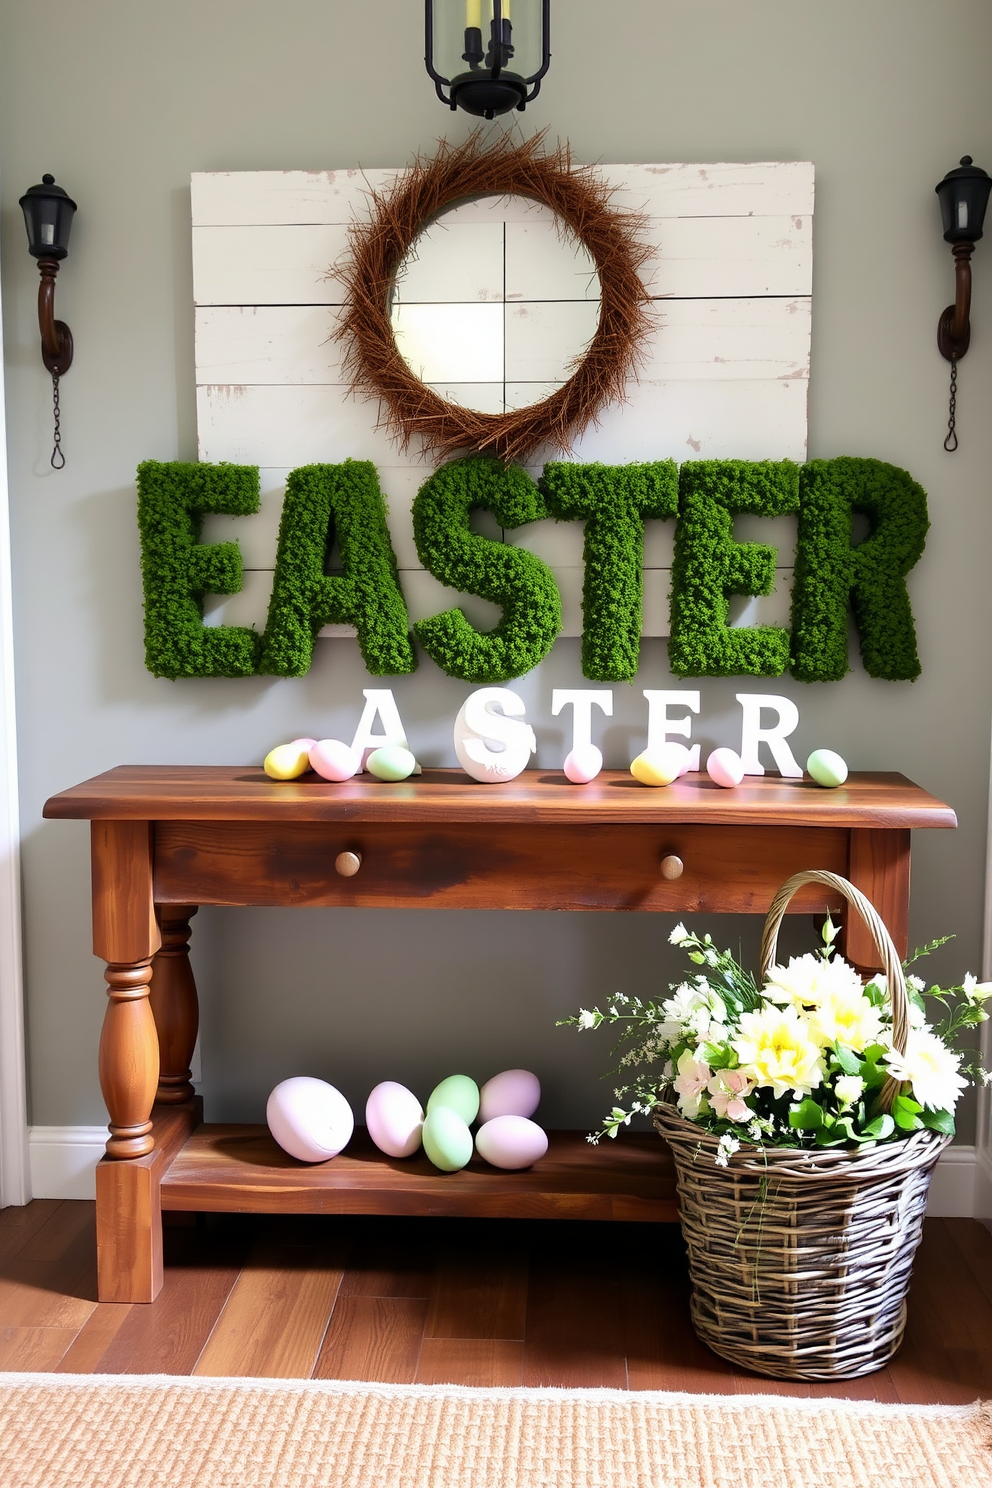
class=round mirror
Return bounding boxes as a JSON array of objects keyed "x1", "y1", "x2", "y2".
[{"x1": 390, "y1": 198, "x2": 601, "y2": 414}]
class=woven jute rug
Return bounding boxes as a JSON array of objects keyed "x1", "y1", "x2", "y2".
[{"x1": 0, "y1": 1372, "x2": 989, "y2": 1488}]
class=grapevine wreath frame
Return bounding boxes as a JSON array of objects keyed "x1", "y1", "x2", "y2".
[{"x1": 336, "y1": 132, "x2": 653, "y2": 464}]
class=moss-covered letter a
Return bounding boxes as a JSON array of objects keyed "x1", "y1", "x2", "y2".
[
  {"x1": 258, "y1": 462, "x2": 415, "y2": 678},
  {"x1": 137, "y1": 460, "x2": 261, "y2": 678}
]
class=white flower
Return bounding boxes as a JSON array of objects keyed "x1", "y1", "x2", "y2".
[
  {"x1": 732, "y1": 1004, "x2": 825, "y2": 1099},
  {"x1": 908, "y1": 1001, "x2": 927, "y2": 1029},
  {"x1": 907, "y1": 974, "x2": 925, "y2": 993},
  {"x1": 577, "y1": 1009, "x2": 598, "y2": 1030},
  {"x1": 884, "y1": 1029, "x2": 969, "y2": 1112},
  {"x1": 669, "y1": 923, "x2": 690, "y2": 945},
  {"x1": 963, "y1": 974, "x2": 992, "y2": 1004},
  {"x1": 834, "y1": 1074, "x2": 865, "y2": 1107},
  {"x1": 764, "y1": 952, "x2": 865, "y2": 1011},
  {"x1": 806, "y1": 986, "x2": 886, "y2": 1053},
  {"x1": 715, "y1": 1133, "x2": 741, "y2": 1168}
]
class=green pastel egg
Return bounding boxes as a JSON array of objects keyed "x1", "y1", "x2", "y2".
[
  {"x1": 807, "y1": 748, "x2": 849, "y2": 788},
  {"x1": 422, "y1": 1107, "x2": 474, "y2": 1172},
  {"x1": 366, "y1": 746, "x2": 417, "y2": 782},
  {"x1": 426, "y1": 1074, "x2": 480, "y2": 1125}
]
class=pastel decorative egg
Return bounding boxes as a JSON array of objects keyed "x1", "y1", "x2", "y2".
[
  {"x1": 475, "y1": 1116, "x2": 549, "y2": 1171},
  {"x1": 807, "y1": 748, "x2": 849, "y2": 788},
  {"x1": 263, "y1": 742, "x2": 312, "y2": 781},
  {"x1": 309, "y1": 739, "x2": 360, "y2": 782},
  {"x1": 366, "y1": 745, "x2": 417, "y2": 782},
  {"x1": 563, "y1": 744, "x2": 603, "y2": 784},
  {"x1": 630, "y1": 742, "x2": 690, "y2": 787},
  {"x1": 426, "y1": 1074, "x2": 480, "y2": 1126},
  {"x1": 266, "y1": 1076, "x2": 354, "y2": 1163},
  {"x1": 422, "y1": 1106, "x2": 474, "y2": 1172},
  {"x1": 479, "y1": 1069, "x2": 541, "y2": 1123},
  {"x1": 365, "y1": 1081, "x2": 424, "y2": 1159},
  {"x1": 706, "y1": 747, "x2": 746, "y2": 789},
  {"x1": 290, "y1": 737, "x2": 318, "y2": 751}
]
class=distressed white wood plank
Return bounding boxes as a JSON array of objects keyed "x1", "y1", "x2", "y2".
[
  {"x1": 642, "y1": 216, "x2": 811, "y2": 298},
  {"x1": 190, "y1": 162, "x2": 813, "y2": 228},
  {"x1": 192, "y1": 225, "x2": 348, "y2": 306},
  {"x1": 195, "y1": 298, "x2": 810, "y2": 388},
  {"x1": 640, "y1": 297, "x2": 811, "y2": 380},
  {"x1": 504, "y1": 301, "x2": 600, "y2": 383},
  {"x1": 202, "y1": 564, "x2": 792, "y2": 641},
  {"x1": 197, "y1": 379, "x2": 809, "y2": 468},
  {"x1": 193, "y1": 214, "x2": 810, "y2": 308}
]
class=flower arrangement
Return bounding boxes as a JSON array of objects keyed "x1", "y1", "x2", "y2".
[{"x1": 562, "y1": 919, "x2": 990, "y2": 1162}]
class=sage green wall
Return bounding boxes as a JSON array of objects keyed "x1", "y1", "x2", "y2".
[{"x1": 2, "y1": 1, "x2": 991, "y2": 1137}]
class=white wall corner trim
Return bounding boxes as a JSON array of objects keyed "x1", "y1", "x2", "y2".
[
  {"x1": 0, "y1": 217, "x2": 30, "y2": 1210},
  {"x1": 26, "y1": 1126, "x2": 978, "y2": 1215}
]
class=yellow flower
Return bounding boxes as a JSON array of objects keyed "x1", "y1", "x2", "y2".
[
  {"x1": 732, "y1": 1005, "x2": 825, "y2": 1099},
  {"x1": 764, "y1": 953, "x2": 864, "y2": 1010},
  {"x1": 806, "y1": 987, "x2": 885, "y2": 1053}
]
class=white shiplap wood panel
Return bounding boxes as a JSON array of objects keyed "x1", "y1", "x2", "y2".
[
  {"x1": 190, "y1": 162, "x2": 814, "y2": 227},
  {"x1": 197, "y1": 378, "x2": 809, "y2": 470},
  {"x1": 192, "y1": 215, "x2": 810, "y2": 306},
  {"x1": 192, "y1": 161, "x2": 813, "y2": 640}
]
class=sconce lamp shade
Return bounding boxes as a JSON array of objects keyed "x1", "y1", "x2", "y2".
[
  {"x1": 935, "y1": 157, "x2": 991, "y2": 245},
  {"x1": 19, "y1": 174, "x2": 77, "y2": 260},
  {"x1": 425, "y1": 0, "x2": 550, "y2": 119}
]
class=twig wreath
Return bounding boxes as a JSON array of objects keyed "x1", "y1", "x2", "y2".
[{"x1": 336, "y1": 132, "x2": 653, "y2": 464}]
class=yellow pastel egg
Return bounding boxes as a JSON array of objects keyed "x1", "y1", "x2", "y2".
[
  {"x1": 263, "y1": 742, "x2": 312, "y2": 781},
  {"x1": 630, "y1": 743, "x2": 689, "y2": 787}
]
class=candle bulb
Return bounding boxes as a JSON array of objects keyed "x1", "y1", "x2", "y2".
[{"x1": 466, "y1": 0, "x2": 481, "y2": 26}]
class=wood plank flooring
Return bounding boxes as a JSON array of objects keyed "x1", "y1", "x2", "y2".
[{"x1": 1, "y1": 1200, "x2": 991, "y2": 1401}]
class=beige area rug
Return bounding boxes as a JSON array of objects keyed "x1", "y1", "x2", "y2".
[{"x1": 0, "y1": 1373, "x2": 989, "y2": 1488}]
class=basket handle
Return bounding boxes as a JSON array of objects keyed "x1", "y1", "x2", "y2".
[{"x1": 759, "y1": 870, "x2": 908, "y2": 1114}]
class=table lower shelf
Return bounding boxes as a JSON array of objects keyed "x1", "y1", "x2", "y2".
[{"x1": 159, "y1": 1123, "x2": 678, "y2": 1222}]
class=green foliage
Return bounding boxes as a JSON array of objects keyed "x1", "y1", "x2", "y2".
[
  {"x1": 412, "y1": 456, "x2": 561, "y2": 682},
  {"x1": 258, "y1": 462, "x2": 415, "y2": 678},
  {"x1": 136, "y1": 460, "x2": 261, "y2": 679},
  {"x1": 790, "y1": 458, "x2": 929, "y2": 682},
  {"x1": 668, "y1": 459, "x2": 800, "y2": 678},
  {"x1": 540, "y1": 461, "x2": 679, "y2": 681}
]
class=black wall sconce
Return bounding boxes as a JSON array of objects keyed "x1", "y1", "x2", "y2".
[
  {"x1": 425, "y1": 0, "x2": 550, "y2": 119},
  {"x1": 935, "y1": 156, "x2": 990, "y2": 451},
  {"x1": 19, "y1": 174, "x2": 77, "y2": 469}
]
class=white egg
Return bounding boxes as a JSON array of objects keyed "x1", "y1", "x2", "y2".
[
  {"x1": 479, "y1": 1069, "x2": 541, "y2": 1123},
  {"x1": 365, "y1": 1081, "x2": 425, "y2": 1158},
  {"x1": 266, "y1": 1076, "x2": 354, "y2": 1163},
  {"x1": 706, "y1": 747, "x2": 745, "y2": 789},
  {"x1": 563, "y1": 745, "x2": 602, "y2": 783},
  {"x1": 475, "y1": 1116, "x2": 549, "y2": 1170}
]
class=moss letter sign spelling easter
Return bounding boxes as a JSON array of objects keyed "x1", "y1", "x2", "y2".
[{"x1": 136, "y1": 455, "x2": 928, "y2": 685}]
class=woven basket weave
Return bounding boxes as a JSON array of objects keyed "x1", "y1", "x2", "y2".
[{"x1": 653, "y1": 869, "x2": 950, "y2": 1381}]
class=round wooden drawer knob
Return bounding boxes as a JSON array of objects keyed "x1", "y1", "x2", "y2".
[
  {"x1": 335, "y1": 851, "x2": 362, "y2": 878},
  {"x1": 660, "y1": 855, "x2": 684, "y2": 881}
]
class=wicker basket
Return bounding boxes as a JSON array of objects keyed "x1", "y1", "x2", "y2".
[{"x1": 653, "y1": 869, "x2": 950, "y2": 1381}]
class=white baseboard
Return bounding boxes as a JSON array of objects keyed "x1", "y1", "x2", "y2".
[
  {"x1": 24, "y1": 1127, "x2": 980, "y2": 1215},
  {"x1": 28, "y1": 1126, "x2": 107, "y2": 1200}
]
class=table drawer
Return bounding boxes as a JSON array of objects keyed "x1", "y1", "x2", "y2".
[{"x1": 153, "y1": 820, "x2": 850, "y2": 913}]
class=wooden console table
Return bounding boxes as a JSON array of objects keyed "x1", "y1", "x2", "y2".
[{"x1": 43, "y1": 765, "x2": 955, "y2": 1303}]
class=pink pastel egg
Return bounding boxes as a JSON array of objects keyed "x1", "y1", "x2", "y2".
[
  {"x1": 266, "y1": 1076, "x2": 354, "y2": 1162},
  {"x1": 475, "y1": 1115, "x2": 549, "y2": 1170},
  {"x1": 706, "y1": 747, "x2": 745, "y2": 789},
  {"x1": 309, "y1": 739, "x2": 360, "y2": 782},
  {"x1": 563, "y1": 744, "x2": 602, "y2": 784},
  {"x1": 365, "y1": 1080, "x2": 424, "y2": 1159},
  {"x1": 479, "y1": 1069, "x2": 541, "y2": 1123},
  {"x1": 290, "y1": 737, "x2": 318, "y2": 751}
]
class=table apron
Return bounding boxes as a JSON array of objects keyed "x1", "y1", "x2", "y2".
[{"x1": 151, "y1": 820, "x2": 854, "y2": 913}]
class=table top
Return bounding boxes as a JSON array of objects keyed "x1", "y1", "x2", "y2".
[{"x1": 43, "y1": 766, "x2": 957, "y2": 829}]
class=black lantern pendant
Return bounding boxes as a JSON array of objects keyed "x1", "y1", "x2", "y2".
[
  {"x1": 425, "y1": 0, "x2": 550, "y2": 119},
  {"x1": 18, "y1": 174, "x2": 77, "y2": 468},
  {"x1": 933, "y1": 157, "x2": 991, "y2": 451}
]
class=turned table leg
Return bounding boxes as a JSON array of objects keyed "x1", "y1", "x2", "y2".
[
  {"x1": 99, "y1": 960, "x2": 159, "y2": 1158},
  {"x1": 149, "y1": 905, "x2": 199, "y2": 1105}
]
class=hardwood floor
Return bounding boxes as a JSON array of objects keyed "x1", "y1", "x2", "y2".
[{"x1": 1, "y1": 1200, "x2": 990, "y2": 1401}]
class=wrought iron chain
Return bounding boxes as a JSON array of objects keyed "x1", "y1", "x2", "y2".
[
  {"x1": 50, "y1": 372, "x2": 65, "y2": 469},
  {"x1": 943, "y1": 354, "x2": 959, "y2": 453}
]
